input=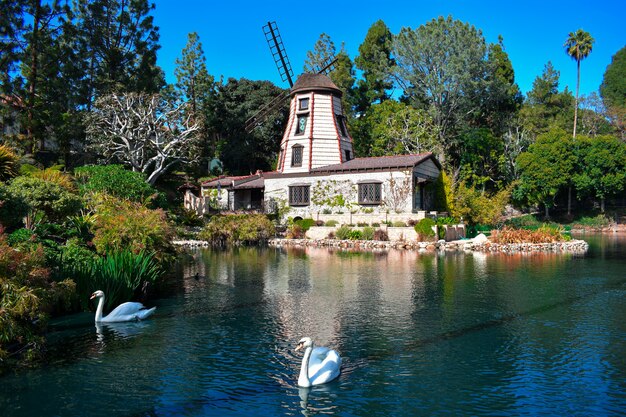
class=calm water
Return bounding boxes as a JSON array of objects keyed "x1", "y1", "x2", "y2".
[{"x1": 1, "y1": 235, "x2": 625, "y2": 416}]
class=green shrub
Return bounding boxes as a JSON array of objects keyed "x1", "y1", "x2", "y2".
[
  {"x1": 91, "y1": 195, "x2": 175, "y2": 260},
  {"x1": 325, "y1": 220, "x2": 339, "y2": 227},
  {"x1": 572, "y1": 215, "x2": 611, "y2": 228},
  {"x1": 67, "y1": 250, "x2": 162, "y2": 311},
  {"x1": 357, "y1": 222, "x2": 368, "y2": 227},
  {"x1": 436, "y1": 217, "x2": 457, "y2": 239},
  {"x1": 7, "y1": 228, "x2": 35, "y2": 247},
  {"x1": 294, "y1": 218, "x2": 315, "y2": 231},
  {"x1": 361, "y1": 227, "x2": 375, "y2": 240},
  {"x1": 392, "y1": 221, "x2": 407, "y2": 227},
  {"x1": 199, "y1": 214, "x2": 275, "y2": 246},
  {"x1": 348, "y1": 230, "x2": 363, "y2": 240},
  {"x1": 335, "y1": 226, "x2": 352, "y2": 240},
  {"x1": 0, "y1": 234, "x2": 75, "y2": 367},
  {"x1": 74, "y1": 165, "x2": 157, "y2": 204},
  {"x1": 415, "y1": 218, "x2": 436, "y2": 239},
  {"x1": 286, "y1": 224, "x2": 305, "y2": 239}
]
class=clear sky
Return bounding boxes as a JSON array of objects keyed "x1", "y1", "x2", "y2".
[{"x1": 153, "y1": 0, "x2": 625, "y2": 98}]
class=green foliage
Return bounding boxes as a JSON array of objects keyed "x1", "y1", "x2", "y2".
[
  {"x1": 286, "y1": 224, "x2": 305, "y2": 239},
  {"x1": 199, "y1": 214, "x2": 275, "y2": 246},
  {"x1": 452, "y1": 183, "x2": 510, "y2": 225},
  {"x1": 7, "y1": 228, "x2": 34, "y2": 247},
  {"x1": 601, "y1": 46, "x2": 626, "y2": 110},
  {"x1": 74, "y1": 165, "x2": 157, "y2": 203},
  {"x1": 7, "y1": 176, "x2": 82, "y2": 228},
  {"x1": 335, "y1": 226, "x2": 352, "y2": 240},
  {"x1": 359, "y1": 100, "x2": 440, "y2": 157},
  {"x1": 361, "y1": 227, "x2": 375, "y2": 240},
  {"x1": 0, "y1": 183, "x2": 28, "y2": 230},
  {"x1": 392, "y1": 221, "x2": 407, "y2": 227},
  {"x1": 0, "y1": 234, "x2": 76, "y2": 367},
  {"x1": 325, "y1": 220, "x2": 339, "y2": 227},
  {"x1": 0, "y1": 145, "x2": 18, "y2": 181},
  {"x1": 458, "y1": 128, "x2": 505, "y2": 191},
  {"x1": 415, "y1": 218, "x2": 436, "y2": 239},
  {"x1": 347, "y1": 230, "x2": 363, "y2": 240},
  {"x1": 91, "y1": 195, "x2": 175, "y2": 260},
  {"x1": 294, "y1": 218, "x2": 316, "y2": 231},
  {"x1": 572, "y1": 135, "x2": 626, "y2": 210},
  {"x1": 66, "y1": 250, "x2": 161, "y2": 311},
  {"x1": 572, "y1": 215, "x2": 611, "y2": 228},
  {"x1": 515, "y1": 129, "x2": 576, "y2": 216}
]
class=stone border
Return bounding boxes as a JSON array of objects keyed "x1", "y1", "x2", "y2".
[{"x1": 267, "y1": 238, "x2": 589, "y2": 254}]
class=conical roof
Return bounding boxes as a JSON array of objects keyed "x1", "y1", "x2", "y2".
[{"x1": 290, "y1": 73, "x2": 342, "y2": 96}]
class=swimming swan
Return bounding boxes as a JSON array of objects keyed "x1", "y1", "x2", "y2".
[
  {"x1": 90, "y1": 290, "x2": 156, "y2": 323},
  {"x1": 295, "y1": 337, "x2": 341, "y2": 387}
]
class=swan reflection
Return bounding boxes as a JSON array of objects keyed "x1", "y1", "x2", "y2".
[{"x1": 95, "y1": 320, "x2": 153, "y2": 342}]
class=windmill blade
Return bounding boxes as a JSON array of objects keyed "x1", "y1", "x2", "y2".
[
  {"x1": 244, "y1": 90, "x2": 290, "y2": 133},
  {"x1": 263, "y1": 21, "x2": 294, "y2": 88},
  {"x1": 314, "y1": 56, "x2": 338, "y2": 75}
]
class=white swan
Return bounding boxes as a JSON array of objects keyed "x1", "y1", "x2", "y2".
[
  {"x1": 295, "y1": 337, "x2": 341, "y2": 387},
  {"x1": 90, "y1": 290, "x2": 156, "y2": 323}
]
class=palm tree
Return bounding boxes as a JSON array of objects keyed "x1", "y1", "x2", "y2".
[{"x1": 564, "y1": 29, "x2": 595, "y2": 138}]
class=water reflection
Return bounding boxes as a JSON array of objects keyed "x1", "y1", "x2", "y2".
[{"x1": 1, "y1": 236, "x2": 624, "y2": 417}]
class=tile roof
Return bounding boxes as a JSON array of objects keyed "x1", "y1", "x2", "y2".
[{"x1": 310, "y1": 153, "x2": 437, "y2": 173}]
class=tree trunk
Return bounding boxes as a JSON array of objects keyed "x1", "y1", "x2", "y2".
[
  {"x1": 27, "y1": 1, "x2": 42, "y2": 154},
  {"x1": 545, "y1": 204, "x2": 550, "y2": 219},
  {"x1": 573, "y1": 59, "x2": 580, "y2": 138},
  {"x1": 567, "y1": 186, "x2": 572, "y2": 216},
  {"x1": 601, "y1": 197, "x2": 605, "y2": 213}
]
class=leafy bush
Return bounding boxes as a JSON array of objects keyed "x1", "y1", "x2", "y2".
[
  {"x1": 325, "y1": 220, "x2": 339, "y2": 227},
  {"x1": 66, "y1": 250, "x2": 161, "y2": 311},
  {"x1": 199, "y1": 214, "x2": 275, "y2": 246},
  {"x1": 361, "y1": 227, "x2": 375, "y2": 240},
  {"x1": 373, "y1": 229, "x2": 389, "y2": 241},
  {"x1": 292, "y1": 218, "x2": 316, "y2": 232},
  {"x1": 436, "y1": 216, "x2": 458, "y2": 239},
  {"x1": 286, "y1": 224, "x2": 305, "y2": 239},
  {"x1": 450, "y1": 182, "x2": 510, "y2": 225},
  {"x1": 74, "y1": 165, "x2": 157, "y2": 204},
  {"x1": 91, "y1": 195, "x2": 175, "y2": 260},
  {"x1": 7, "y1": 176, "x2": 82, "y2": 227},
  {"x1": 347, "y1": 230, "x2": 363, "y2": 240},
  {"x1": 0, "y1": 234, "x2": 75, "y2": 367},
  {"x1": 0, "y1": 145, "x2": 18, "y2": 181},
  {"x1": 392, "y1": 221, "x2": 407, "y2": 227},
  {"x1": 504, "y1": 214, "x2": 543, "y2": 229},
  {"x1": 31, "y1": 168, "x2": 76, "y2": 192},
  {"x1": 414, "y1": 218, "x2": 436, "y2": 239},
  {"x1": 335, "y1": 226, "x2": 352, "y2": 240},
  {"x1": 0, "y1": 184, "x2": 27, "y2": 230},
  {"x1": 572, "y1": 215, "x2": 611, "y2": 228},
  {"x1": 7, "y1": 228, "x2": 35, "y2": 247},
  {"x1": 490, "y1": 226, "x2": 570, "y2": 244},
  {"x1": 357, "y1": 222, "x2": 369, "y2": 227}
]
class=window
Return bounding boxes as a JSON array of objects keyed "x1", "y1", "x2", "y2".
[
  {"x1": 358, "y1": 182, "x2": 382, "y2": 205},
  {"x1": 291, "y1": 145, "x2": 303, "y2": 167},
  {"x1": 289, "y1": 185, "x2": 310, "y2": 206},
  {"x1": 344, "y1": 149, "x2": 351, "y2": 161},
  {"x1": 336, "y1": 114, "x2": 348, "y2": 137},
  {"x1": 295, "y1": 115, "x2": 308, "y2": 135},
  {"x1": 299, "y1": 98, "x2": 309, "y2": 110}
]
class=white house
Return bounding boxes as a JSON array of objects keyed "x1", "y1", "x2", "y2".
[{"x1": 187, "y1": 73, "x2": 442, "y2": 223}]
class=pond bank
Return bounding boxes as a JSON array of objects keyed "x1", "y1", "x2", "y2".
[
  {"x1": 173, "y1": 237, "x2": 589, "y2": 254},
  {"x1": 267, "y1": 237, "x2": 589, "y2": 253}
]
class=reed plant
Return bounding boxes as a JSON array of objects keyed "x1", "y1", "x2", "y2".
[{"x1": 67, "y1": 250, "x2": 162, "y2": 311}]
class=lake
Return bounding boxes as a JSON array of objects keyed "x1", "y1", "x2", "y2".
[{"x1": 1, "y1": 234, "x2": 624, "y2": 416}]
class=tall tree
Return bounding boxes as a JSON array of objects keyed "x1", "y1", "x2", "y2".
[
  {"x1": 303, "y1": 33, "x2": 335, "y2": 73},
  {"x1": 515, "y1": 129, "x2": 576, "y2": 218},
  {"x1": 85, "y1": 93, "x2": 200, "y2": 185},
  {"x1": 174, "y1": 32, "x2": 216, "y2": 169},
  {"x1": 70, "y1": 0, "x2": 164, "y2": 105},
  {"x1": 564, "y1": 29, "x2": 594, "y2": 138},
  {"x1": 599, "y1": 46, "x2": 626, "y2": 138},
  {"x1": 354, "y1": 20, "x2": 394, "y2": 114},
  {"x1": 393, "y1": 16, "x2": 512, "y2": 163}
]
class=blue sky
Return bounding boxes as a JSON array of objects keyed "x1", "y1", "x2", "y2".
[{"x1": 153, "y1": 0, "x2": 625, "y2": 98}]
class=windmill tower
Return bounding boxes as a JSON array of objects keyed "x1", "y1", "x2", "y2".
[{"x1": 246, "y1": 22, "x2": 354, "y2": 174}]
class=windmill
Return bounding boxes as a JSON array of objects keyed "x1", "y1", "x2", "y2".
[{"x1": 244, "y1": 21, "x2": 337, "y2": 133}]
